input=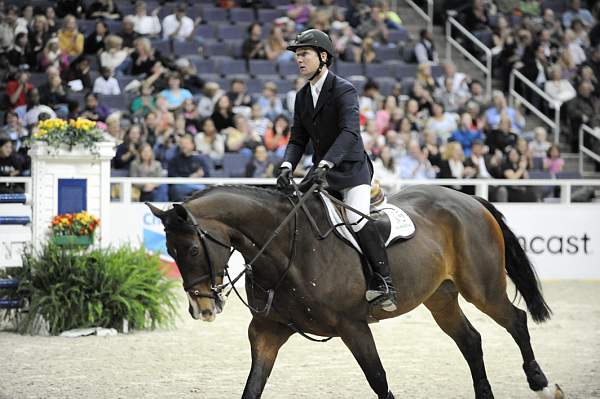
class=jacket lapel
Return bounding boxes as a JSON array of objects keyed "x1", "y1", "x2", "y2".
[{"x1": 313, "y1": 72, "x2": 334, "y2": 120}]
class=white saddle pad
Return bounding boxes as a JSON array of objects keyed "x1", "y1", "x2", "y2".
[{"x1": 319, "y1": 193, "x2": 416, "y2": 254}]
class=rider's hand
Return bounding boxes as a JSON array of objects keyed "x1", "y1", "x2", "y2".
[
  {"x1": 276, "y1": 167, "x2": 292, "y2": 191},
  {"x1": 313, "y1": 161, "x2": 331, "y2": 186}
]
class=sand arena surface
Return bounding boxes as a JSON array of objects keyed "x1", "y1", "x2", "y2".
[{"x1": 1, "y1": 281, "x2": 599, "y2": 399}]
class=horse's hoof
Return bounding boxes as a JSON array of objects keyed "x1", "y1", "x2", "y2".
[
  {"x1": 536, "y1": 384, "x2": 565, "y2": 399},
  {"x1": 475, "y1": 379, "x2": 494, "y2": 399}
]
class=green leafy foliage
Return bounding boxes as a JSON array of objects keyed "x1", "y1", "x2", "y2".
[{"x1": 9, "y1": 244, "x2": 178, "y2": 335}]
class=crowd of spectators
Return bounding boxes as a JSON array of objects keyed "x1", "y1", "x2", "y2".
[{"x1": 0, "y1": 0, "x2": 589, "y2": 202}]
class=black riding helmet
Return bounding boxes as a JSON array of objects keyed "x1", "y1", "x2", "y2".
[{"x1": 287, "y1": 29, "x2": 334, "y2": 80}]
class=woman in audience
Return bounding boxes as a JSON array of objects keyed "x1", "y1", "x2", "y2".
[
  {"x1": 28, "y1": 15, "x2": 52, "y2": 68},
  {"x1": 211, "y1": 95, "x2": 236, "y2": 132},
  {"x1": 242, "y1": 23, "x2": 266, "y2": 60},
  {"x1": 100, "y1": 35, "x2": 131, "y2": 75},
  {"x1": 360, "y1": 37, "x2": 377, "y2": 64},
  {"x1": 84, "y1": 20, "x2": 109, "y2": 55},
  {"x1": 129, "y1": 142, "x2": 167, "y2": 202},
  {"x1": 426, "y1": 101, "x2": 457, "y2": 142},
  {"x1": 438, "y1": 141, "x2": 476, "y2": 193},
  {"x1": 264, "y1": 114, "x2": 290, "y2": 157},
  {"x1": 265, "y1": 26, "x2": 293, "y2": 62},
  {"x1": 501, "y1": 147, "x2": 537, "y2": 202},
  {"x1": 544, "y1": 144, "x2": 564, "y2": 177},
  {"x1": 245, "y1": 145, "x2": 276, "y2": 178},
  {"x1": 373, "y1": 145, "x2": 398, "y2": 183},
  {"x1": 113, "y1": 124, "x2": 143, "y2": 173},
  {"x1": 486, "y1": 112, "x2": 518, "y2": 154},
  {"x1": 159, "y1": 73, "x2": 193, "y2": 111},
  {"x1": 195, "y1": 117, "x2": 225, "y2": 162},
  {"x1": 130, "y1": 37, "x2": 160, "y2": 76},
  {"x1": 415, "y1": 62, "x2": 437, "y2": 93},
  {"x1": 57, "y1": 15, "x2": 84, "y2": 57}
]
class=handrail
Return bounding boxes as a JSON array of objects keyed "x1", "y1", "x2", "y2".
[
  {"x1": 0, "y1": 177, "x2": 32, "y2": 195},
  {"x1": 579, "y1": 124, "x2": 600, "y2": 177},
  {"x1": 404, "y1": 0, "x2": 433, "y2": 32},
  {"x1": 509, "y1": 69, "x2": 562, "y2": 144},
  {"x1": 445, "y1": 15, "x2": 492, "y2": 99},
  {"x1": 107, "y1": 177, "x2": 600, "y2": 205}
]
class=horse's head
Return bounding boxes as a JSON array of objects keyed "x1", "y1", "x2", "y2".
[{"x1": 147, "y1": 202, "x2": 232, "y2": 322}]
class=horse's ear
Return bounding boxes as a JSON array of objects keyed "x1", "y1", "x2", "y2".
[
  {"x1": 173, "y1": 204, "x2": 189, "y2": 221},
  {"x1": 145, "y1": 202, "x2": 166, "y2": 220}
]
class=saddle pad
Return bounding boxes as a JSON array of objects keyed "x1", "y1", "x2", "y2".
[{"x1": 319, "y1": 193, "x2": 416, "y2": 254}]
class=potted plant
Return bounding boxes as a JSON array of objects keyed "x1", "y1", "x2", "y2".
[
  {"x1": 31, "y1": 117, "x2": 106, "y2": 152},
  {"x1": 50, "y1": 211, "x2": 100, "y2": 247}
]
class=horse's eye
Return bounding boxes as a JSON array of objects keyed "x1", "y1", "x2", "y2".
[{"x1": 189, "y1": 246, "x2": 200, "y2": 257}]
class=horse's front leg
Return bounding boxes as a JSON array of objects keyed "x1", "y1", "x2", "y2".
[
  {"x1": 242, "y1": 317, "x2": 293, "y2": 399},
  {"x1": 339, "y1": 320, "x2": 395, "y2": 399}
]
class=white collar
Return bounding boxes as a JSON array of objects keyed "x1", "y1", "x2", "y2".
[{"x1": 310, "y1": 69, "x2": 328, "y2": 95}]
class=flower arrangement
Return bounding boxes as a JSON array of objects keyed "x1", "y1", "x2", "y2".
[
  {"x1": 50, "y1": 211, "x2": 100, "y2": 237},
  {"x1": 32, "y1": 118, "x2": 105, "y2": 150}
]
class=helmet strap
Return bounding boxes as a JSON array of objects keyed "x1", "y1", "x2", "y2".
[{"x1": 309, "y1": 50, "x2": 327, "y2": 82}]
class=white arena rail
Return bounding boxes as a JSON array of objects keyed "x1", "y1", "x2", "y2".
[
  {"x1": 404, "y1": 0, "x2": 433, "y2": 33},
  {"x1": 579, "y1": 124, "x2": 600, "y2": 177},
  {"x1": 108, "y1": 177, "x2": 600, "y2": 205}
]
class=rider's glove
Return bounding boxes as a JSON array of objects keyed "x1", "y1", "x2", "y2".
[{"x1": 276, "y1": 166, "x2": 292, "y2": 191}]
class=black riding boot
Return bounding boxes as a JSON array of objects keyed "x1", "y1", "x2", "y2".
[{"x1": 355, "y1": 221, "x2": 397, "y2": 312}]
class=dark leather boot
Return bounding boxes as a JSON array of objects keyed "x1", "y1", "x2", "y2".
[{"x1": 355, "y1": 222, "x2": 397, "y2": 312}]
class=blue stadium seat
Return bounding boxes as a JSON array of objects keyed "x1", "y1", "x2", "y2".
[
  {"x1": 196, "y1": 24, "x2": 216, "y2": 40},
  {"x1": 393, "y1": 64, "x2": 418, "y2": 80},
  {"x1": 348, "y1": 76, "x2": 367, "y2": 93},
  {"x1": 173, "y1": 41, "x2": 201, "y2": 56},
  {"x1": 400, "y1": 77, "x2": 415, "y2": 94},
  {"x1": 223, "y1": 153, "x2": 250, "y2": 177},
  {"x1": 77, "y1": 19, "x2": 97, "y2": 35},
  {"x1": 151, "y1": 40, "x2": 172, "y2": 56},
  {"x1": 228, "y1": 40, "x2": 245, "y2": 58},
  {"x1": 202, "y1": 7, "x2": 229, "y2": 22},
  {"x1": 556, "y1": 171, "x2": 582, "y2": 179},
  {"x1": 192, "y1": 58, "x2": 217, "y2": 74},
  {"x1": 100, "y1": 94, "x2": 127, "y2": 112},
  {"x1": 230, "y1": 8, "x2": 256, "y2": 23},
  {"x1": 278, "y1": 60, "x2": 298, "y2": 78},
  {"x1": 217, "y1": 59, "x2": 248, "y2": 77},
  {"x1": 257, "y1": 8, "x2": 285, "y2": 23},
  {"x1": 375, "y1": 46, "x2": 401, "y2": 63},
  {"x1": 373, "y1": 77, "x2": 397, "y2": 96},
  {"x1": 365, "y1": 64, "x2": 393, "y2": 79},
  {"x1": 528, "y1": 170, "x2": 552, "y2": 179},
  {"x1": 387, "y1": 28, "x2": 410, "y2": 44},
  {"x1": 248, "y1": 60, "x2": 278, "y2": 78},
  {"x1": 29, "y1": 73, "x2": 47, "y2": 87},
  {"x1": 335, "y1": 62, "x2": 364, "y2": 78},
  {"x1": 402, "y1": 45, "x2": 416, "y2": 63},
  {"x1": 431, "y1": 64, "x2": 444, "y2": 79},
  {"x1": 532, "y1": 157, "x2": 545, "y2": 171},
  {"x1": 218, "y1": 24, "x2": 245, "y2": 41},
  {"x1": 266, "y1": 78, "x2": 293, "y2": 94},
  {"x1": 104, "y1": 20, "x2": 122, "y2": 34},
  {"x1": 203, "y1": 40, "x2": 230, "y2": 57}
]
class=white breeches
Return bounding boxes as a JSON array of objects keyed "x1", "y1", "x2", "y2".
[{"x1": 340, "y1": 184, "x2": 371, "y2": 232}]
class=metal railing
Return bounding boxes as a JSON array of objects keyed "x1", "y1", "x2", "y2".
[
  {"x1": 404, "y1": 0, "x2": 433, "y2": 32},
  {"x1": 579, "y1": 124, "x2": 600, "y2": 177},
  {"x1": 509, "y1": 69, "x2": 562, "y2": 144},
  {"x1": 108, "y1": 177, "x2": 600, "y2": 205},
  {"x1": 445, "y1": 15, "x2": 492, "y2": 99}
]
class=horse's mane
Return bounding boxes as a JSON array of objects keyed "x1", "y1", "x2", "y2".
[{"x1": 183, "y1": 184, "x2": 284, "y2": 203}]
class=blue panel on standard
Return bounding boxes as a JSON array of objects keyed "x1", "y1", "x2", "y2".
[
  {"x1": 58, "y1": 179, "x2": 87, "y2": 214},
  {"x1": 0, "y1": 193, "x2": 27, "y2": 204},
  {"x1": 0, "y1": 216, "x2": 30, "y2": 225}
]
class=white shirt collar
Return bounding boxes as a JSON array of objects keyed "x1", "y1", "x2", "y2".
[{"x1": 310, "y1": 69, "x2": 328, "y2": 97}]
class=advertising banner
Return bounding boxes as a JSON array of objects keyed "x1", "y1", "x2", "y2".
[{"x1": 109, "y1": 203, "x2": 600, "y2": 280}]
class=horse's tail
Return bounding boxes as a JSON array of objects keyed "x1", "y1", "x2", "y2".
[{"x1": 473, "y1": 196, "x2": 552, "y2": 323}]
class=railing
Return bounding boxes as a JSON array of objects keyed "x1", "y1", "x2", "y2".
[
  {"x1": 109, "y1": 177, "x2": 600, "y2": 205},
  {"x1": 404, "y1": 0, "x2": 433, "y2": 32},
  {"x1": 445, "y1": 15, "x2": 492, "y2": 99},
  {"x1": 509, "y1": 69, "x2": 562, "y2": 144},
  {"x1": 579, "y1": 124, "x2": 600, "y2": 177},
  {"x1": 0, "y1": 177, "x2": 32, "y2": 196}
]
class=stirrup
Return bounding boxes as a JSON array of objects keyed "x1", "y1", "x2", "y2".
[{"x1": 365, "y1": 274, "x2": 397, "y2": 312}]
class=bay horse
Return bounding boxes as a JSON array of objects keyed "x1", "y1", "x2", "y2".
[{"x1": 147, "y1": 184, "x2": 563, "y2": 399}]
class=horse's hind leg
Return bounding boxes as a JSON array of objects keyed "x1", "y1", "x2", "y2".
[
  {"x1": 477, "y1": 296, "x2": 564, "y2": 399},
  {"x1": 425, "y1": 281, "x2": 494, "y2": 399}
]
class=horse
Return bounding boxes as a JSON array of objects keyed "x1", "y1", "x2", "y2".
[{"x1": 146, "y1": 184, "x2": 564, "y2": 399}]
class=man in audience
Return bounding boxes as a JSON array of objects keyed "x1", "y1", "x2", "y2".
[{"x1": 168, "y1": 134, "x2": 211, "y2": 201}]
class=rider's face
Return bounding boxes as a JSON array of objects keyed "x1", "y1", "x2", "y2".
[{"x1": 294, "y1": 47, "x2": 323, "y2": 79}]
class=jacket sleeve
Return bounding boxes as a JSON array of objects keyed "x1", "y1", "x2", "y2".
[
  {"x1": 283, "y1": 91, "x2": 310, "y2": 170},
  {"x1": 323, "y1": 84, "x2": 361, "y2": 166}
]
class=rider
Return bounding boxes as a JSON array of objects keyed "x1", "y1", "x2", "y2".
[{"x1": 276, "y1": 29, "x2": 397, "y2": 312}]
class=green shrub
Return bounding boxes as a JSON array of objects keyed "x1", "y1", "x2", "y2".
[{"x1": 12, "y1": 243, "x2": 178, "y2": 335}]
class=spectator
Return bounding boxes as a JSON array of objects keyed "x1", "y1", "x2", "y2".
[
  {"x1": 130, "y1": 37, "x2": 161, "y2": 76},
  {"x1": 414, "y1": 29, "x2": 438, "y2": 65},
  {"x1": 38, "y1": 74, "x2": 69, "y2": 111},
  {"x1": 249, "y1": 103, "x2": 271, "y2": 137},
  {"x1": 572, "y1": 19, "x2": 590, "y2": 48},
  {"x1": 227, "y1": 78, "x2": 253, "y2": 114},
  {"x1": 182, "y1": 99, "x2": 202, "y2": 134},
  {"x1": 224, "y1": 114, "x2": 261, "y2": 154},
  {"x1": 544, "y1": 65, "x2": 576, "y2": 106},
  {"x1": 6, "y1": 32, "x2": 33, "y2": 70},
  {"x1": 310, "y1": 0, "x2": 342, "y2": 32},
  {"x1": 93, "y1": 66, "x2": 121, "y2": 96},
  {"x1": 129, "y1": 143, "x2": 168, "y2": 202},
  {"x1": 438, "y1": 141, "x2": 476, "y2": 193},
  {"x1": 256, "y1": 82, "x2": 284, "y2": 120},
  {"x1": 264, "y1": 114, "x2": 290, "y2": 156},
  {"x1": 562, "y1": 0, "x2": 594, "y2": 29},
  {"x1": 44, "y1": 7, "x2": 58, "y2": 34},
  {"x1": 464, "y1": 139, "x2": 500, "y2": 179},
  {"x1": 357, "y1": 2, "x2": 388, "y2": 44},
  {"x1": 380, "y1": 0, "x2": 403, "y2": 30},
  {"x1": 360, "y1": 37, "x2": 377, "y2": 64},
  {"x1": 6, "y1": 70, "x2": 33, "y2": 117},
  {"x1": 28, "y1": 15, "x2": 52, "y2": 65},
  {"x1": 425, "y1": 102, "x2": 457, "y2": 142},
  {"x1": 568, "y1": 81, "x2": 600, "y2": 151},
  {"x1": 435, "y1": 76, "x2": 464, "y2": 113},
  {"x1": 197, "y1": 82, "x2": 223, "y2": 118},
  {"x1": 242, "y1": 23, "x2": 266, "y2": 60},
  {"x1": 360, "y1": 79, "x2": 383, "y2": 121},
  {"x1": 159, "y1": 73, "x2": 193, "y2": 111},
  {"x1": 544, "y1": 144, "x2": 564, "y2": 176},
  {"x1": 485, "y1": 91, "x2": 525, "y2": 133},
  {"x1": 39, "y1": 37, "x2": 69, "y2": 72},
  {"x1": 162, "y1": 4, "x2": 200, "y2": 42},
  {"x1": 64, "y1": 56, "x2": 93, "y2": 90},
  {"x1": 168, "y1": 134, "x2": 210, "y2": 201},
  {"x1": 194, "y1": 117, "x2": 225, "y2": 162},
  {"x1": 450, "y1": 113, "x2": 484, "y2": 157},
  {"x1": 105, "y1": 112, "x2": 124, "y2": 140},
  {"x1": 0, "y1": 136, "x2": 25, "y2": 193},
  {"x1": 584, "y1": 45, "x2": 600, "y2": 83},
  {"x1": 100, "y1": 35, "x2": 130, "y2": 75},
  {"x1": 287, "y1": 0, "x2": 313, "y2": 30},
  {"x1": 113, "y1": 124, "x2": 143, "y2": 172},
  {"x1": 79, "y1": 92, "x2": 110, "y2": 122},
  {"x1": 398, "y1": 140, "x2": 436, "y2": 179},
  {"x1": 529, "y1": 126, "x2": 551, "y2": 167},
  {"x1": 463, "y1": 0, "x2": 489, "y2": 32},
  {"x1": 84, "y1": 20, "x2": 109, "y2": 55},
  {"x1": 564, "y1": 29, "x2": 586, "y2": 66},
  {"x1": 501, "y1": 147, "x2": 536, "y2": 202},
  {"x1": 0, "y1": 6, "x2": 27, "y2": 51},
  {"x1": 245, "y1": 145, "x2": 276, "y2": 177},
  {"x1": 152, "y1": 130, "x2": 177, "y2": 169},
  {"x1": 119, "y1": 16, "x2": 140, "y2": 49},
  {"x1": 265, "y1": 26, "x2": 293, "y2": 63},
  {"x1": 57, "y1": 15, "x2": 84, "y2": 57},
  {"x1": 87, "y1": 0, "x2": 122, "y2": 20},
  {"x1": 333, "y1": 23, "x2": 362, "y2": 63},
  {"x1": 175, "y1": 58, "x2": 205, "y2": 95},
  {"x1": 516, "y1": 137, "x2": 532, "y2": 169},
  {"x1": 129, "y1": 1, "x2": 161, "y2": 37},
  {"x1": 375, "y1": 95, "x2": 398, "y2": 135},
  {"x1": 1, "y1": 111, "x2": 27, "y2": 151},
  {"x1": 486, "y1": 112, "x2": 518, "y2": 154},
  {"x1": 373, "y1": 145, "x2": 398, "y2": 184},
  {"x1": 286, "y1": 77, "x2": 304, "y2": 113},
  {"x1": 56, "y1": 0, "x2": 85, "y2": 18},
  {"x1": 211, "y1": 95, "x2": 235, "y2": 132}
]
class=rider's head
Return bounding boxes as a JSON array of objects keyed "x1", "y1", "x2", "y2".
[{"x1": 287, "y1": 29, "x2": 334, "y2": 81}]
